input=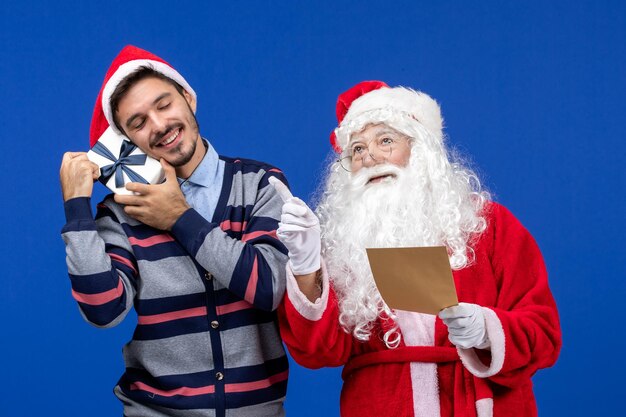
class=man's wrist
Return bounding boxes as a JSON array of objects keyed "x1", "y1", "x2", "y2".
[{"x1": 168, "y1": 205, "x2": 192, "y2": 231}]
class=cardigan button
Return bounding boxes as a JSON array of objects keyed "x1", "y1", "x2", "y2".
[
  {"x1": 216, "y1": 372, "x2": 224, "y2": 381},
  {"x1": 204, "y1": 272, "x2": 213, "y2": 281},
  {"x1": 210, "y1": 320, "x2": 219, "y2": 329}
]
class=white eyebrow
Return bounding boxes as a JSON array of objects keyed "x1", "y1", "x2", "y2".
[{"x1": 349, "y1": 127, "x2": 401, "y2": 145}]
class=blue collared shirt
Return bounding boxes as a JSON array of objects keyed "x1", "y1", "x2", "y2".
[{"x1": 178, "y1": 140, "x2": 225, "y2": 222}]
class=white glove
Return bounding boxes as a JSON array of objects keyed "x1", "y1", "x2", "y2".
[
  {"x1": 438, "y1": 302, "x2": 490, "y2": 349},
  {"x1": 269, "y1": 177, "x2": 321, "y2": 275}
]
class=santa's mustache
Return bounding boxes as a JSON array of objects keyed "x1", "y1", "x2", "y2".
[{"x1": 350, "y1": 164, "x2": 404, "y2": 189}]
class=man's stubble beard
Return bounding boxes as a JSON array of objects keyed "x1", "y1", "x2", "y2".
[{"x1": 166, "y1": 105, "x2": 201, "y2": 168}]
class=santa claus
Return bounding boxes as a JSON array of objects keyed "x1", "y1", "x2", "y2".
[{"x1": 270, "y1": 81, "x2": 561, "y2": 417}]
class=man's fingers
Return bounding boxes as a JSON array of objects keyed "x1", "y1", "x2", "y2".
[
  {"x1": 268, "y1": 177, "x2": 293, "y2": 202},
  {"x1": 125, "y1": 160, "x2": 175, "y2": 194},
  {"x1": 125, "y1": 181, "x2": 153, "y2": 194},
  {"x1": 160, "y1": 159, "x2": 177, "y2": 182},
  {"x1": 63, "y1": 151, "x2": 88, "y2": 163},
  {"x1": 91, "y1": 162, "x2": 101, "y2": 179},
  {"x1": 114, "y1": 193, "x2": 144, "y2": 206}
]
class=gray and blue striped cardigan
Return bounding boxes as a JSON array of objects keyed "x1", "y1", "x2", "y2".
[{"x1": 61, "y1": 156, "x2": 290, "y2": 417}]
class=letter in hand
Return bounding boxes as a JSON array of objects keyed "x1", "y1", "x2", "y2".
[
  {"x1": 438, "y1": 302, "x2": 490, "y2": 349},
  {"x1": 113, "y1": 159, "x2": 190, "y2": 231},
  {"x1": 60, "y1": 152, "x2": 101, "y2": 201}
]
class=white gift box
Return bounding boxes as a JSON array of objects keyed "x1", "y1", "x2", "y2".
[{"x1": 87, "y1": 127, "x2": 165, "y2": 195}]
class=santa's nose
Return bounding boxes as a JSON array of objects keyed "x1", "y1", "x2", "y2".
[{"x1": 361, "y1": 148, "x2": 385, "y2": 167}]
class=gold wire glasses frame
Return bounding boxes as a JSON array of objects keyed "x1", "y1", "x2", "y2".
[{"x1": 336, "y1": 135, "x2": 410, "y2": 172}]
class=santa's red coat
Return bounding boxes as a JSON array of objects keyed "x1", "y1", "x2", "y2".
[{"x1": 279, "y1": 202, "x2": 561, "y2": 417}]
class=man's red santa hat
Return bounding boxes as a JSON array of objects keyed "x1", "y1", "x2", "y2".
[
  {"x1": 330, "y1": 80, "x2": 443, "y2": 153},
  {"x1": 89, "y1": 45, "x2": 196, "y2": 147}
]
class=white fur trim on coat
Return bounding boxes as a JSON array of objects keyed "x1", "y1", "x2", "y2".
[
  {"x1": 285, "y1": 259, "x2": 329, "y2": 321},
  {"x1": 457, "y1": 307, "x2": 505, "y2": 378},
  {"x1": 476, "y1": 398, "x2": 494, "y2": 417},
  {"x1": 396, "y1": 311, "x2": 441, "y2": 417}
]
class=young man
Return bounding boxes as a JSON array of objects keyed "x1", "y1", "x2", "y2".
[
  {"x1": 273, "y1": 81, "x2": 561, "y2": 416},
  {"x1": 60, "y1": 45, "x2": 289, "y2": 416}
]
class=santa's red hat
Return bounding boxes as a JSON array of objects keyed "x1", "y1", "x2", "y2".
[
  {"x1": 330, "y1": 80, "x2": 443, "y2": 153},
  {"x1": 89, "y1": 45, "x2": 196, "y2": 147}
]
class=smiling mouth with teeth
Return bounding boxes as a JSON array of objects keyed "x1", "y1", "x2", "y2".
[{"x1": 157, "y1": 129, "x2": 180, "y2": 147}]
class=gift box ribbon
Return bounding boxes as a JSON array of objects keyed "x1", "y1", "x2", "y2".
[{"x1": 92, "y1": 141, "x2": 149, "y2": 188}]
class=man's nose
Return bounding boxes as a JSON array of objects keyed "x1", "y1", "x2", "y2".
[{"x1": 149, "y1": 112, "x2": 167, "y2": 132}]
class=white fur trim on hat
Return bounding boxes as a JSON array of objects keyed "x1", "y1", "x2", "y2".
[
  {"x1": 101, "y1": 59, "x2": 196, "y2": 134},
  {"x1": 335, "y1": 87, "x2": 443, "y2": 151}
]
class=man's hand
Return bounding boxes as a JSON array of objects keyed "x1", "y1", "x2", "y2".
[
  {"x1": 438, "y1": 302, "x2": 490, "y2": 349},
  {"x1": 114, "y1": 159, "x2": 190, "y2": 230},
  {"x1": 60, "y1": 152, "x2": 100, "y2": 201}
]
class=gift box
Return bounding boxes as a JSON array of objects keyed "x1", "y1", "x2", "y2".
[{"x1": 87, "y1": 127, "x2": 165, "y2": 195}]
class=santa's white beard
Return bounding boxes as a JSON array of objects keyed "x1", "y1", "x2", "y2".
[
  {"x1": 320, "y1": 163, "x2": 438, "y2": 346},
  {"x1": 317, "y1": 145, "x2": 488, "y2": 347},
  {"x1": 340, "y1": 164, "x2": 434, "y2": 249}
]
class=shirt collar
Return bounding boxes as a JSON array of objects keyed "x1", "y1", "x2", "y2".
[{"x1": 177, "y1": 139, "x2": 220, "y2": 188}]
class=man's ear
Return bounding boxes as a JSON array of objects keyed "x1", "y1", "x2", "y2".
[{"x1": 183, "y1": 89, "x2": 197, "y2": 113}]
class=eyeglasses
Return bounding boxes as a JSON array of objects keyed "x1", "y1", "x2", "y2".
[{"x1": 337, "y1": 134, "x2": 410, "y2": 172}]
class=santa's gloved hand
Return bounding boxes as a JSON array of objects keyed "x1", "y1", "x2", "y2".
[
  {"x1": 269, "y1": 177, "x2": 321, "y2": 275},
  {"x1": 438, "y1": 302, "x2": 490, "y2": 349}
]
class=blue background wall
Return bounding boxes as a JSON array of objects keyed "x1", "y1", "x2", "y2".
[{"x1": 1, "y1": 1, "x2": 624, "y2": 415}]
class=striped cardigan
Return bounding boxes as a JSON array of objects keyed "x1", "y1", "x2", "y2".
[{"x1": 61, "y1": 156, "x2": 290, "y2": 417}]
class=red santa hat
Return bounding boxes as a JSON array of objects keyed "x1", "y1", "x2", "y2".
[
  {"x1": 330, "y1": 80, "x2": 443, "y2": 153},
  {"x1": 89, "y1": 45, "x2": 196, "y2": 147}
]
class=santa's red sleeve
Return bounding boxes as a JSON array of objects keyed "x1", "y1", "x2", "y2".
[
  {"x1": 457, "y1": 203, "x2": 562, "y2": 388},
  {"x1": 278, "y1": 260, "x2": 354, "y2": 369}
]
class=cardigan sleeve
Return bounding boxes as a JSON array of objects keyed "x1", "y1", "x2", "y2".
[
  {"x1": 458, "y1": 203, "x2": 562, "y2": 387},
  {"x1": 170, "y1": 167, "x2": 289, "y2": 311},
  {"x1": 61, "y1": 197, "x2": 137, "y2": 327}
]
